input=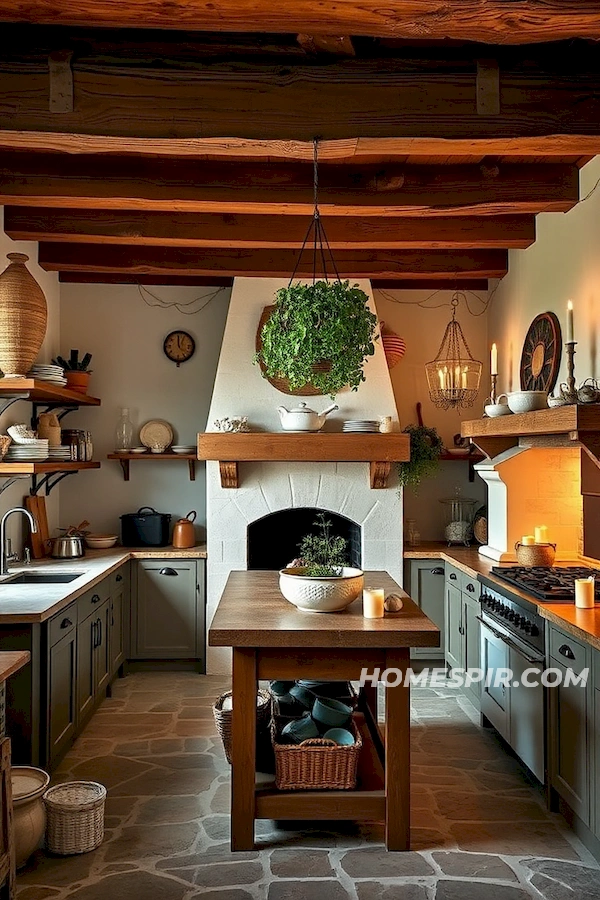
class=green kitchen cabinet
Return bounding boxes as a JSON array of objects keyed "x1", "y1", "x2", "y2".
[
  {"x1": 46, "y1": 612, "x2": 77, "y2": 767},
  {"x1": 76, "y1": 594, "x2": 110, "y2": 728},
  {"x1": 444, "y1": 581, "x2": 463, "y2": 672},
  {"x1": 109, "y1": 564, "x2": 130, "y2": 676},
  {"x1": 404, "y1": 559, "x2": 445, "y2": 659},
  {"x1": 463, "y1": 592, "x2": 481, "y2": 705},
  {"x1": 132, "y1": 560, "x2": 205, "y2": 666},
  {"x1": 444, "y1": 564, "x2": 481, "y2": 707}
]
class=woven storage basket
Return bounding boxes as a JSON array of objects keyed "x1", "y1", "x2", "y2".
[
  {"x1": 43, "y1": 781, "x2": 106, "y2": 855},
  {"x1": 515, "y1": 542, "x2": 556, "y2": 566},
  {"x1": 213, "y1": 690, "x2": 271, "y2": 765},
  {"x1": 0, "y1": 253, "x2": 47, "y2": 378},
  {"x1": 272, "y1": 718, "x2": 362, "y2": 790}
]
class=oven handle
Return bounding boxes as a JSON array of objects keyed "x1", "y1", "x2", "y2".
[{"x1": 477, "y1": 617, "x2": 545, "y2": 666}]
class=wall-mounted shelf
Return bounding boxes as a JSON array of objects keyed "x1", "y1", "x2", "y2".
[
  {"x1": 107, "y1": 453, "x2": 196, "y2": 481},
  {"x1": 0, "y1": 378, "x2": 101, "y2": 421},
  {"x1": 197, "y1": 432, "x2": 410, "y2": 489},
  {"x1": 0, "y1": 461, "x2": 101, "y2": 496}
]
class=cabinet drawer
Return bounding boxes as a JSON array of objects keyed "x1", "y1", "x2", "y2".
[
  {"x1": 549, "y1": 626, "x2": 590, "y2": 676},
  {"x1": 48, "y1": 606, "x2": 76, "y2": 647},
  {"x1": 445, "y1": 565, "x2": 461, "y2": 586},
  {"x1": 461, "y1": 573, "x2": 481, "y2": 599},
  {"x1": 77, "y1": 581, "x2": 111, "y2": 623}
]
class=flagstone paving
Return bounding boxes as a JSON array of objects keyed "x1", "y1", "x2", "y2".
[{"x1": 16, "y1": 672, "x2": 600, "y2": 899}]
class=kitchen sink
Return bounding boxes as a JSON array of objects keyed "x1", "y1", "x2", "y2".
[{"x1": 3, "y1": 572, "x2": 82, "y2": 585}]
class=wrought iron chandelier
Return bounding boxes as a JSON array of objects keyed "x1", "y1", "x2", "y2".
[{"x1": 425, "y1": 293, "x2": 482, "y2": 409}]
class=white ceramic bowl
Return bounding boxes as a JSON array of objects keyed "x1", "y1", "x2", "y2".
[
  {"x1": 506, "y1": 390, "x2": 548, "y2": 414},
  {"x1": 484, "y1": 403, "x2": 512, "y2": 417},
  {"x1": 85, "y1": 534, "x2": 118, "y2": 549},
  {"x1": 279, "y1": 566, "x2": 364, "y2": 613}
]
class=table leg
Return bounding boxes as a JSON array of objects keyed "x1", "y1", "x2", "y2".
[
  {"x1": 231, "y1": 647, "x2": 257, "y2": 851},
  {"x1": 384, "y1": 648, "x2": 410, "y2": 851}
]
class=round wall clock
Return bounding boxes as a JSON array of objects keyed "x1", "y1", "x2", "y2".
[
  {"x1": 519, "y1": 312, "x2": 562, "y2": 392},
  {"x1": 163, "y1": 330, "x2": 195, "y2": 367}
]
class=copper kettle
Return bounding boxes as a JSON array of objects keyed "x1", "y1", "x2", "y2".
[{"x1": 172, "y1": 510, "x2": 196, "y2": 549}]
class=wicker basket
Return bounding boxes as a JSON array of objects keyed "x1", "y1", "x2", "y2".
[
  {"x1": 43, "y1": 781, "x2": 106, "y2": 855},
  {"x1": 255, "y1": 305, "x2": 331, "y2": 397},
  {"x1": 213, "y1": 690, "x2": 271, "y2": 765},
  {"x1": 0, "y1": 253, "x2": 47, "y2": 378},
  {"x1": 271, "y1": 718, "x2": 362, "y2": 790},
  {"x1": 515, "y1": 542, "x2": 557, "y2": 566}
]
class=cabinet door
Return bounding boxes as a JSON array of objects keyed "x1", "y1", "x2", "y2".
[
  {"x1": 444, "y1": 583, "x2": 462, "y2": 671},
  {"x1": 463, "y1": 593, "x2": 481, "y2": 705},
  {"x1": 48, "y1": 630, "x2": 76, "y2": 765},
  {"x1": 480, "y1": 621, "x2": 509, "y2": 741},
  {"x1": 94, "y1": 602, "x2": 111, "y2": 697},
  {"x1": 109, "y1": 588, "x2": 125, "y2": 675},
  {"x1": 509, "y1": 646, "x2": 544, "y2": 782},
  {"x1": 134, "y1": 562, "x2": 197, "y2": 658},
  {"x1": 594, "y1": 687, "x2": 600, "y2": 838},
  {"x1": 408, "y1": 561, "x2": 445, "y2": 659},
  {"x1": 76, "y1": 613, "x2": 95, "y2": 726},
  {"x1": 549, "y1": 657, "x2": 590, "y2": 825}
]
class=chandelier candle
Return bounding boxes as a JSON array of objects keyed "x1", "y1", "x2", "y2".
[{"x1": 425, "y1": 292, "x2": 482, "y2": 409}]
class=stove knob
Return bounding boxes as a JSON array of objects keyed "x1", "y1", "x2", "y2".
[
  {"x1": 530, "y1": 624, "x2": 539, "y2": 637},
  {"x1": 507, "y1": 611, "x2": 516, "y2": 622},
  {"x1": 523, "y1": 621, "x2": 532, "y2": 634},
  {"x1": 514, "y1": 615, "x2": 523, "y2": 629}
]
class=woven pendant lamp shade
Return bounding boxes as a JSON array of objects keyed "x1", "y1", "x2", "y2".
[
  {"x1": 0, "y1": 253, "x2": 48, "y2": 377},
  {"x1": 380, "y1": 322, "x2": 406, "y2": 370}
]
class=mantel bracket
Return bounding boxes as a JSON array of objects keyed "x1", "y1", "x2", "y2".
[{"x1": 31, "y1": 470, "x2": 78, "y2": 496}]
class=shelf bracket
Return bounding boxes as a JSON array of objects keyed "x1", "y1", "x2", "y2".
[
  {"x1": 118, "y1": 459, "x2": 130, "y2": 481},
  {"x1": 0, "y1": 396, "x2": 28, "y2": 418},
  {"x1": 0, "y1": 475, "x2": 30, "y2": 497},
  {"x1": 188, "y1": 459, "x2": 196, "y2": 481},
  {"x1": 31, "y1": 470, "x2": 79, "y2": 497},
  {"x1": 219, "y1": 461, "x2": 239, "y2": 489},
  {"x1": 31, "y1": 402, "x2": 81, "y2": 429}
]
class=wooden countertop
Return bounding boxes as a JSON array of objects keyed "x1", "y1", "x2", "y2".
[
  {"x1": 0, "y1": 651, "x2": 30, "y2": 682},
  {"x1": 209, "y1": 569, "x2": 440, "y2": 649},
  {"x1": 404, "y1": 542, "x2": 496, "y2": 579}
]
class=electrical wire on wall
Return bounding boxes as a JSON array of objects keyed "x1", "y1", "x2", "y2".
[{"x1": 136, "y1": 284, "x2": 228, "y2": 315}]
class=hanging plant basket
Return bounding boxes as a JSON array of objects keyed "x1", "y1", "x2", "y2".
[
  {"x1": 255, "y1": 280, "x2": 377, "y2": 397},
  {"x1": 256, "y1": 305, "x2": 331, "y2": 396}
]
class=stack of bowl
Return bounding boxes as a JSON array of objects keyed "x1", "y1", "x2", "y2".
[{"x1": 270, "y1": 680, "x2": 355, "y2": 745}]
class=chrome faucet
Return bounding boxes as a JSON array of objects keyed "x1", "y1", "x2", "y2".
[{"x1": 0, "y1": 508, "x2": 37, "y2": 576}]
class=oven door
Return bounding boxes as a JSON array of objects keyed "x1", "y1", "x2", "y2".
[{"x1": 480, "y1": 617, "x2": 510, "y2": 741}]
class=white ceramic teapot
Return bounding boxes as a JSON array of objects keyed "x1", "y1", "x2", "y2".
[{"x1": 276, "y1": 401, "x2": 338, "y2": 432}]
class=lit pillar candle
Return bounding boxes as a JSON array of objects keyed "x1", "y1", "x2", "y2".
[
  {"x1": 567, "y1": 300, "x2": 574, "y2": 342},
  {"x1": 534, "y1": 525, "x2": 549, "y2": 544},
  {"x1": 491, "y1": 343, "x2": 498, "y2": 376},
  {"x1": 363, "y1": 587, "x2": 385, "y2": 619},
  {"x1": 521, "y1": 535, "x2": 536, "y2": 546},
  {"x1": 575, "y1": 577, "x2": 595, "y2": 609}
]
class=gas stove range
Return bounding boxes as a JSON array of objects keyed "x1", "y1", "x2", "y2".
[{"x1": 490, "y1": 565, "x2": 600, "y2": 603}]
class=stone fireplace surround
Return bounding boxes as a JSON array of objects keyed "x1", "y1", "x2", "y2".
[{"x1": 204, "y1": 278, "x2": 402, "y2": 673}]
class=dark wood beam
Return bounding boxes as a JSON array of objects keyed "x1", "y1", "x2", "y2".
[
  {"x1": 3, "y1": 208, "x2": 536, "y2": 250},
  {"x1": 0, "y1": 155, "x2": 579, "y2": 216},
  {"x1": 372, "y1": 278, "x2": 489, "y2": 291},
  {"x1": 1, "y1": 58, "x2": 600, "y2": 146},
  {"x1": 38, "y1": 244, "x2": 508, "y2": 278},
  {"x1": 1, "y1": 1, "x2": 600, "y2": 43},
  {"x1": 58, "y1": 272, "x2": 233, "y2": 286},
  {"x1": 297, "y1": 35, "x2": 355, "y2": 57}
]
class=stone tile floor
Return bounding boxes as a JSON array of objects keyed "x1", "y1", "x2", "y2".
[{"x1": 16, "y1": 671, "x2": 600, "y2": 900}]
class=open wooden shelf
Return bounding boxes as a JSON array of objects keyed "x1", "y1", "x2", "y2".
[
  {"x1": 107, "y1": 453, "x2": 196, "y2": 481},
  {"x1": 440, "y1": 450, "x2": 485, "y2": 482},
  {"x1": 461, "y1": 404, "x2": 600, "y2": 463},
  {"x1": 0, "y1": 461, "x2": 100, "y2": 476},
  {"x1": 197, "y1": 432, "x2": 410, "y2": 489},
  {"x1": 0, "y1": 378, "x2": 101, "y2": 407}
]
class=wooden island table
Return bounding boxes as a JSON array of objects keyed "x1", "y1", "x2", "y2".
[{"x1": 209, "y1": 570, "x2": 440, "y2": 851}]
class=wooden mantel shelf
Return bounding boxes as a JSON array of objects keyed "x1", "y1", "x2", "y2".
[
  {"x1": 197, "y1": 432, "x2": 410, "y2": 489},
  {"x1": 461, "y1": 404, "x2": 600, "y2": 464}
]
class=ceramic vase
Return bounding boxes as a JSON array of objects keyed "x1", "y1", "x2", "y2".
[{"x1": 0, "y1": 253, "x2": 47, "y2": 378}]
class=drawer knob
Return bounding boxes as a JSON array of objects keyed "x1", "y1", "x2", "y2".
[
  {"x1": 159, "y1": 567, "x2": 178, "y2": 577},
  {"x1": 61, "y1": 617, "x2": 72, "y2": 629},
  {"x1": 91, "y1": 593, "x2": 101, "y2": 604},
  {"x1": 116, "y1": 574, "x2": 123, "y2": 583},
  {"x1": 559, "y1": 644, "x2": 576, "y2": 660},
  {"x1": 430, "y1": 567, "x2": 444, "y2": 576},
  {"x1": 466, "y1": 583, "x2": 475, "y2": 593},
  {"x1": 449, "y1": 573, "x2": 458, "y2": 581}
]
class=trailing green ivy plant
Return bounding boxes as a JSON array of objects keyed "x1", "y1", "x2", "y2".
[
  {"x1": 397, "y1": 424, "x2": 444, "y2": 490},
  {"x1": 255, "y1": 280, "x2": 378, "y2": 396}
]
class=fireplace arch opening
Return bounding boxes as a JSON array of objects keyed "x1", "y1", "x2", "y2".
[{"x1": 247, "y1": 507, "x2": 361, "y2": 571}]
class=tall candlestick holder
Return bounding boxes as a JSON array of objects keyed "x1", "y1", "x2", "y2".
[
  {"x1": 490, "y1": 373, "x2": 498, "y2": 405},
  {"x1": 562, "y1": 341, "x2": 578, "y2": 404}
]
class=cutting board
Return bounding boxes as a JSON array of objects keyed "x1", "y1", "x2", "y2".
[{"x1": 25, "y1": 496, "x2": 50, "y2": 559}]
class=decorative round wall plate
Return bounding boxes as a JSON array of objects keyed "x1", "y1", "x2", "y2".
[
  {"x1": 519, "y1": 312, "x2": 562, "y2": 393},
  {"x1": 139, "y1": 419, "x2": 174, "y2": 450}
]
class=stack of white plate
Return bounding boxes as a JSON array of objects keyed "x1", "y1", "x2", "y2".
[
  {"x1": 171, "y1": 445, "x2": 195, "y2": 455},
  {"x1": 342, "y1": 420, "x2": 380, "y2": 433},
  {"x1": 5, "y1": 439, "x2": 49, "y2": 462},
  {"x1": 48, "y1": 446, "x2": 73, "y2": 461},
  {"x1": 27, "y1": 364, "x2": 67, "y2": 385}
]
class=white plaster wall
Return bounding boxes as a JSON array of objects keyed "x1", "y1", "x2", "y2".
[
  {"x1": 206, "y1": 278, "x2": 403, "y2": 673},
  {"x1": 59, "y1": 283, "x2": 230, "y2": 538},
  {"x1": 0, "y1": 207, "x2": 61, "y2": 551}
]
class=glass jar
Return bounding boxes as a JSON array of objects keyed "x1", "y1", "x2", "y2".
[
  {"x1": 439, "y1": 488, "x2": 478, "y2": 547},
  {"x1": 115, "y1": 407, "x2": 133, "y2": 452}
]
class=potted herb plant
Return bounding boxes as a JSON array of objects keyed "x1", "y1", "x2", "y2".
[
  {"x1": 397, "y1": 424, "x2": 444, "y2": 490},
  {"x1": 279, "y1": 514, "x2": 364, "y2": 613},
  {"x1": 52, "y1": 350, "x2": 93, "y2": 394},
  {"x1": 255, "y1": 280, "x2": 378, "y2": 396}
]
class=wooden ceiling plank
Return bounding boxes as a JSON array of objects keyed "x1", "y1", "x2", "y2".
[
  {"x1": 0, "y1": 156, "x2": 579, "y2": 217},
  {"x1": 1, "y1": 61, "x2": 600, "y2": 144},
  {"x1": 297, "y1": 34, "x2": 355, "y2": 57},
  {"x1": 1, "y1": 1, "x2": 600, "y2": 43},
  {"x1": 372, "y1": 278, "x2": 489, "y2": 291},
  {"x1": 58, "y1": 272, "x2": 233, "y2": 286},
  {"x1": 3, "y1": 208, "x2": 536, "y2": 249},
  {"x1": 38, "y1": 244, "x2": 508, "y2": 278}
]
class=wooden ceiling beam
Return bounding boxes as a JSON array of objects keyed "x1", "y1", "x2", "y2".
[
  {"x1": 0, "y1": 155, "x2": 579, "y2": 216},
  {"x1": 371, "y1": 278, "x2": 489, "y2": 291},
  {"x1": 1, "y1": 1, "x2": 599, "y2": 43},
  {"x1": 58, "y1": 272, "x2": 233, "y2": 286},
  {"x1": 3, "y1": 208, "x2": 536, "y2": 250},
  {"x1": 38, "y1": 244, "x2": 508, "y2": 279},
  {"x1": 297, "y1": 35, "x2": 355, "y2": 57},
  {"x1": 1, "y1": 59, "x2": 600, "y2": 145}
]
